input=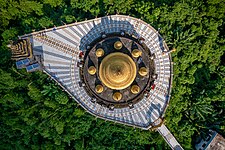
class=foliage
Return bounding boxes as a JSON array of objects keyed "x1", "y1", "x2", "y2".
[{"x1": 0, "y1": 0, "x2": 224, "y2": 149}]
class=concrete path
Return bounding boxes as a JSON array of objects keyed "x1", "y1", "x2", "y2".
[{"x1": 157, "y1": 124, "x2": 184, "y2": 150}]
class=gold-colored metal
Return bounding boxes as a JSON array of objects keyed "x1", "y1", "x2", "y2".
[
  {"x1": 131, "y1": 85, "x2": 140, "y2": 94},
  {"x1": 95, "y1": 85, "x2": 104, "y2": 93},
  {"x1": 88, "y1": 66, "x2": 96, "y2": 75},
  {"x1": 10, "y1": 39, "x2": 33, "y2": 60},
  {"x1": 114, "y1": 41, "x2": 123, "y2": 50},
  {"x1": 112, "y1": 92, "x2": 122, "y2": 101},
  {"x1": 96, "y1": 48, "x2": 104, "y2": 57},
  {"x1": 138, "y1": 67, "x2": 148, "y2": 76},
  {"x1": 132, "y1": 49, "x2": 142, "y2": 58},
  {"x1": 99, "y1": 52, "x2": 136, "y2": 90},
  {"x1": 171, "y1": 48, "x2": 176, "y2": 52}
]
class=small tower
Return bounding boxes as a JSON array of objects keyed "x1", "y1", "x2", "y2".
[{"x1": 8, "y1": 39, "x2": 42, "y2": 72}]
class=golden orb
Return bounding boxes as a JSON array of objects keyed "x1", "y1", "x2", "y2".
[
  {"x1": 88, "y1": 66, "x2": 96, "y2": 75},
  {"x1": 95, "y1": 85, "x2": 104, "y2": 93},
  {"x1": 99, "y1": 52, "x2": 136, "y2": 90},
  {"x1": 112, "y1": 92, "x2": 122, "y2": 101},
  {"x1": 138, "y1": 67, "x2": 148, "y2": 76},
  {"x1": 131, "y1": 85, "x2": 140, "y2": 94},
  {"x1": 114, "y1": 41, "x2": 123, "y2": 50},
  {"x1": 96, "y1": 48, "x2": 104, "y2": 57},
  {"x1": 132, "y1": 49, "x2": 142, "y2": 58}
]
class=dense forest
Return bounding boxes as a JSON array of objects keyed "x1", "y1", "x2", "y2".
[{"x1": 0, "y1": 0, "x2": 225, "y2": 149}]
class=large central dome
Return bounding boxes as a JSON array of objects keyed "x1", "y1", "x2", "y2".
[
  {"x1": 81, "y1": 34, "x2": 155, "y2": 108},
  {"x1": 99, "y1": 52, "x2": 136, "y2": 90}
]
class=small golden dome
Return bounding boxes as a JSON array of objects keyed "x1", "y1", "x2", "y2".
[
  {"x1": 138, "y1": 67, "x2": 148, "y2": 76},
  {"x1": 88, "y1": 66, "x2": 96, "y2": 75},
  {"x1": 95, "y1": 85, "x2": 104, "y2": 93},
  {"x1": 96, "y1": 48, "x2": 104, "y2": 57},
  {"x1": 114, "y1": 41, "x2": 123, "y2": 50},
  {"x1": 112, "y1": 92, "x2": 122, "y2": 101},
  {"x1": 131, "y1": 85, "x2": 140, "y2": 94},
  {"x1": 132, "y1": 49, "x2": 142, "y2": 58}
]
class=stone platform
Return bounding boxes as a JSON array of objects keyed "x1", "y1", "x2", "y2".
[{"x1": 17, "y1": 15, "x2": 173, "y2": 130}]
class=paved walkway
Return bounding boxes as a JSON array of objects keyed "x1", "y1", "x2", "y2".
[{"x1": 157, "y1": 124, "x2": 184, "y2": 150}]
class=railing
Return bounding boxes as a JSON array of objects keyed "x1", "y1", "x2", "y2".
[{"x1": 33, "y1": 33, "x2": 80, "y2": 56}]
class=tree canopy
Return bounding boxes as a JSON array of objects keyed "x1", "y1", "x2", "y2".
[{"x1": 0, "y1": 0, "x2": 225, "y2": 149}]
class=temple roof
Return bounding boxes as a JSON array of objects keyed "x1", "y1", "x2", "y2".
[{"x1": 16, "y1": 15, "x2": 173, "y2": 130}]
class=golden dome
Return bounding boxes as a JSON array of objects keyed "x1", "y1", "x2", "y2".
[
  {"x1": 114, "y1": 41, "x2": 123, "y2": 50},
  {"x1": 96, "y1": 48, "x2": 104, "y2": 57},
  {"x1": 131, "y1": 85, "x2": 140, "y2": 94},
  {"x1": 138, "y1": 67, "x2": 148, "y2": 76},
  {"x1": 88, "y1": 66, "x2": 96, "y2": 75},
  {"x1": 99, "y1": 52, "x2": 136, "y2": 90},
  {"x1": 132, "y1": 49, "x2": 142, "y2": 58},
  {"x1": 112, "y1": 92, "x2": 122, "y2": 101},
  {"x1": 95, "y1": 85, "x2": 104, "y2": 93}
]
